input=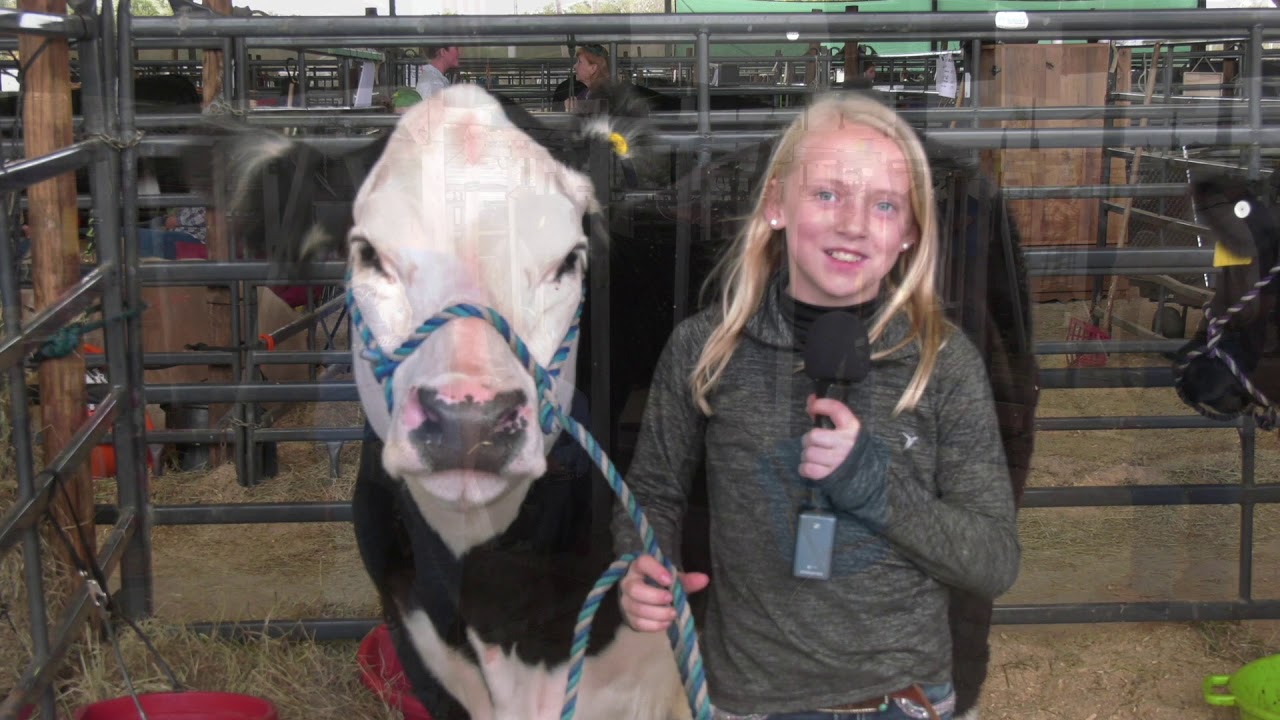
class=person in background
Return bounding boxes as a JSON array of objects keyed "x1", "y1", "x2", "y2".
[
  {"x1": 415, "y1": 44, "x2": 461, "y2": 99},
  {"x1": 563, "y1": 43, "x2": 611, "y2": 113},
  {"x1": 612, "y1": 91, "x2": 1020, "y2": 720}
]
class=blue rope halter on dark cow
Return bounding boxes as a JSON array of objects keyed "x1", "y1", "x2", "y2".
[
  {"x1": 1173, "y1": 259, "x2": 1280, "y2": 430},
  {"x1": 347, "y1": 279, "x2": 713, "y2": 720}
]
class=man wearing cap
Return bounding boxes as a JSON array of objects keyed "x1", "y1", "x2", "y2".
[{"x1": 416, "y1": 44, "x2": 461, "y2": 99}]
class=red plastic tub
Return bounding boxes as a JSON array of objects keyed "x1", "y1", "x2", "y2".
[
  {"x1": 74, "y1": 691, "x2": 278, "y2": 720},
  {"x1": 357, "y1": 624, "x2": 433, "y2": 720}
]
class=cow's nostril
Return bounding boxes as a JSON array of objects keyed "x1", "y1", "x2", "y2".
[
  {"x1": 496, "y1": 406, "x2": 522, "y2": 431},
  {"x1": 409, "y1": 387, "x2": 528, "y2": 473},
  {"x1": 417, "y1": 387, "x2": 444, "y2": 435}
]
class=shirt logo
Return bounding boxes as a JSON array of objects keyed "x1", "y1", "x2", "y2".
[{"x1": 901, "y1": 432, "x2": 919, "y2": 450}]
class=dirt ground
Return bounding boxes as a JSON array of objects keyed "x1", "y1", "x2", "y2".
[{"x1": 4, "y1": 295, "x2": 1280, "y2": 719}]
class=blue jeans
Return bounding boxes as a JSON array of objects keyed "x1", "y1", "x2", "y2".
[{"x1": 714, "y1": 682, "x2": 956, "y2": 720}]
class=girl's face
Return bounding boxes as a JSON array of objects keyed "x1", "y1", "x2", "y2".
[{"x1": 766, "y1": 120, "x2": 917, "y2": 307}]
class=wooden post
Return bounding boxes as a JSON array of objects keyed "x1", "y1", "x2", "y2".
[
  {"x1": 20, "y1": 0, "x2": 91, "y2": 571},
  {"x1": 201, "y1": 0, "x2": 234, "y2": 466}
]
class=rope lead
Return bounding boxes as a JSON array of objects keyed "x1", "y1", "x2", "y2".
[{"x1": 347, "y1": 279, "x2": 712, "y2": 720}]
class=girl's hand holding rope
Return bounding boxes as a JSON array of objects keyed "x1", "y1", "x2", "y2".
[{"x1": 619, "y1": 554, "x2": 710, "y2": 634}]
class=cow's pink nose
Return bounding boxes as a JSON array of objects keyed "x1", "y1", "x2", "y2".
[{"x1": 408, "y1": 386, "x2": 528, "y2": 474}]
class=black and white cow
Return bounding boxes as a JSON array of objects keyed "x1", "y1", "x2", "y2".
[
  {"x1": 216, "y1": 84, "x2": 693, "y2": 719},
  {"x1": 1173, "y1": 173, "x2": 1280, "y2": 429}
]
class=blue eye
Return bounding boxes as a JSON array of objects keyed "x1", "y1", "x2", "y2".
[
  {"x1": 875, "y1": 201, "x2": 897, "y2": 213},
  {"x1": 815, "y1": 190, "x2": 837, "y2": 202}
]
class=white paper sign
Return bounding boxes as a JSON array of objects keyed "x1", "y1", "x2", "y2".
[
  {"x1": 355, "y1": 60, "x2": 375, "y2": 108},
  {"x1": 936, "y1": 54, "x2": 958, "y2": 99}
]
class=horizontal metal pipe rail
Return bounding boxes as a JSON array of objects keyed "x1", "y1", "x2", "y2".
[
  {"x1": 122, "y1": 249, "x2": 1215, "y2": 284},
  {"x1": 0, "y1": 264, "x2": 110, "y2": 374},
  {"x1": 82, "y1": 350, "x2": 351, "y2": 369},
  {"x1": 131, "y1": 366, "x2": 1175, "y2": 409},
  {"x1": 0, "y1": 139, "x2": 101, "y2": 192},
  {"x1": 87, "y1": 479, "x2": 1280, "y2": 530},
  {"x1": 1035, "y1": 339, "x2": 1187, "y2": 355},
  {"x1": 0, "y1": 7, "x2": 95, "y2": 39},
  {"x1": 124, "y1": 10, "x2": 1280, "y2": 40},
  {"x1": 171, "y1": 597, "x2": 1280, "y2": 642},
  {"x1": 23, "y1": 106, "x2": 1273, "y2": 160}
]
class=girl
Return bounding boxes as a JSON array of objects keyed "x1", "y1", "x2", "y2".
[{"x1": 611, "y1": 92, "x2": 1020, "y2": 720}]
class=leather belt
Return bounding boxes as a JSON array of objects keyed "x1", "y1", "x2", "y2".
[{"x1": 814, "y1": 684, "x2": 940, "y2": 719}]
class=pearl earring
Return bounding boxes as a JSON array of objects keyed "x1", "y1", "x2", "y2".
[
  {"x1": 901, "y1": 242, "x2": 912, "y2": 251},
  {"x1": 769, "y1": 218, "x2": 778, "y2": 228}
]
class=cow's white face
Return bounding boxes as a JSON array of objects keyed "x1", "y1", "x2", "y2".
[{"x1": 348, "y1": 85, "x2": 597, "y2": 515}]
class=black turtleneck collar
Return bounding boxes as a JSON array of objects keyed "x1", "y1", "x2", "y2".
[{"x1": 781, "y1": 293, "x2": 880, "y2": 353}]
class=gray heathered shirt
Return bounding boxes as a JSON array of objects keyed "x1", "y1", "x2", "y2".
[{"x1": 612, "y1": 277, "x2": 1021, "y2": 715}]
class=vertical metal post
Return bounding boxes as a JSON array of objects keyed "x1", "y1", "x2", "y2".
[
  {"x1": 1161, "y1": 42, "x2": 1174, "y2": 102},
  {"x1": 0, "y1": 155, "x2": 56, "y2": 720},
  {"x1": 297, "y1": 51, "x2": 309, "y2": 107},
  {"x1": 696, "y1": 31, "x2": 710, "y2": 133},
  {"x1": 968, "y1": 38, "x2": 982, "y2": 125},
  {"x1": 696, "y1": 31, "x2": 712, "y2": 276},
  {"x1": 1239, "y1": 415, "x2": 1256, "y2": 601},
  {"x1": 1097, "y1": 42, "x2": 1117, "y2": 268},
  {"x1": 587, "y1": 131, "x2": 612, "y2": 547},
  {"x1": 241, "y1": 280, "x2": 261, "y2": 486},
  {"x1": 220, "y1": 37, "x2": 233, "y2": 108},
  {"x1": 674, "y1": 30, "x2": 711, "y2": 326},
  {"x1": 234, "y1": 36, "x2": 249, "y2": 114},
  {"x1": 1247, "y1": 24, "x2": 1263, "y2": 181},
  {"x1": 340, "y1": 57, "x2": 351, "y2": 107},
  {"x1": 115, "y1": 0, "x2": 153, "y2": 619}
]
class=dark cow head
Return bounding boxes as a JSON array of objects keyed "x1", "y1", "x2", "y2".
[{"x1": 1173, "y1": 173, "x2": 1280, "y2": 423}]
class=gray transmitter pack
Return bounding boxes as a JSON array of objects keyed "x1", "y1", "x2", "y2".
[{"x1": 793, "y1": 508, "x2": 837, "y2": 580}]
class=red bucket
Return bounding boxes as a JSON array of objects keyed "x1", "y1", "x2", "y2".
[
  {"x1": 74, "y1": 691, "x2": 278, "y2": 720},
  {"x1": 357, "y1": 624, "x2": 433, "y2": 720}
]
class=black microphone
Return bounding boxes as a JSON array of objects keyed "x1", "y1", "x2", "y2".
[{"x1": 803, "y1": 311, "x2": 872, "y2": 429}]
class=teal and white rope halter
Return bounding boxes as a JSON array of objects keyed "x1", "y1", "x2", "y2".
[{"x1": 346, "y1": 276, "x2": 713, "y2": 720}]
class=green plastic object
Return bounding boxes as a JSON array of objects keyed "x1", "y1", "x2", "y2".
[
  {"x1": 392, "y1": 87, "x2": 422, "y2": 109},
  {"x1": 1204, "y1": 654, "x2": 1280, "y2": 720}
]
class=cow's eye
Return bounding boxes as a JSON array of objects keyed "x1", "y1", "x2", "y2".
[
  {"x1": 353, "y1": 236, "x2": 388, "y2": 277},
  {"x1": 553, "y1": 245, "x2": 586, "y2": 282}
]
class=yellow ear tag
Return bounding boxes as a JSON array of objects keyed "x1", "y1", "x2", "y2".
[
  {"x1": 1214, "y1": 241, "x2": 1253, "y2": 267},
  {"x1": 608, "y1": 131, "x2": 629, "y2": 158}
]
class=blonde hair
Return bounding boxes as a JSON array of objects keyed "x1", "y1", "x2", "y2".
[{"x1": 691, "y1": 92, "x2": 948, "y2": 417}]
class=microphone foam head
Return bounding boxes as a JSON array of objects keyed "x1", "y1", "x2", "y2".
[{"x1": 803, "y1": 310, "x2": 871, "y2": 383}]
